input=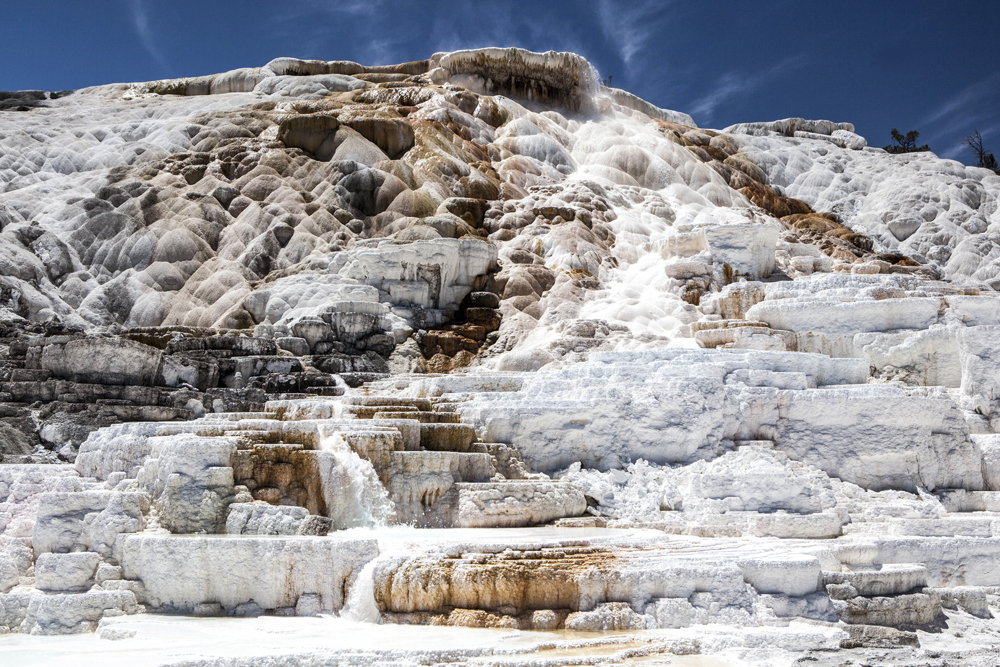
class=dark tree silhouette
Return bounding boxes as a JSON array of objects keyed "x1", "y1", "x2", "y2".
[
  {"x1": 963, "y1": 129, "x2": 1000, "y2": 174},
  {"x1": 884, "y1": 129, "x2": 930, "y2": 154}
]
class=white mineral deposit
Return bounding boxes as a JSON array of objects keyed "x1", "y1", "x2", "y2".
[{"x1": 2, "y1": 42, "x2": 1000, "y2": 667}]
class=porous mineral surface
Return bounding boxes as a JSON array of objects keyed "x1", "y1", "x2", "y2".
[{"x1": 2, "y1": 47, "x2": 1000, "y2": 666}]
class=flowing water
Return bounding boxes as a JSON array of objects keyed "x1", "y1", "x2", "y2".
[
  {"x1": 329, "y1": 448, "x2": 395, "y2": 528},
  {"x1": 320, "y1": 439, "x2": 393, "y2": 528},
  {"x1": 339, "y1": 556, "x2": 382, "y2": 623}
]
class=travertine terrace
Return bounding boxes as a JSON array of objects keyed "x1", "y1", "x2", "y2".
[{"x1": 2, "y1": 47, "x2": 1000, "y2": 666}]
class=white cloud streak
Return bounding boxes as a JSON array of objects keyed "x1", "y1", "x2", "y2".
[
  {"x1": 425, "y1": 5, "x2": 588, "y2": 62},
  {"x1": 274, "y1": 0, "x2": 418, "y2": 64},
  {"x1": 275, "y1": 0, "x2": 591, "y2": 67},
  {"x1": 596, "y1": 0, "x2": 669, "y2": 73},
  {"x1": 299, "y1": 0, "x2": 388, "y2": 16},
  {"x1": 127, "y1": 0, "x2": 170, "y2": 73},
  {"x1": 687, "y1": 56, "x2": 806, "y2": 127},
  {"x1": 920, "y1": 72, "x2": 1000, "y2": 160}
]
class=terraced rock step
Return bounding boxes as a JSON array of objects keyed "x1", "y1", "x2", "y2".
[
  {"x1": 374, "y1": 411, "x2": 461, "y2": 423},
  {"x1": 419, "y1": 423, "x2": 477, "y2": 451},
  {"x1": 343, "y1": 404, "x2": 421, "y2": 418},
  {"x1": 0, "y1": 329, "x2": 361, "y2": 457},
  {"x1": 455, "y1": 482, "x2": 586, "y2": 528},
  {"x1": 834, "y1": 592, "x2": 941, "y2": 627},
  {"x1": 373, "y1": 539, "x2": 831, "y2": 630},
  {"x1": 824, "y1": 564, "x2": 928, "y2": 598},
  {"x1": 117, "y1": 534, "x2": 378, "y2": 615}
]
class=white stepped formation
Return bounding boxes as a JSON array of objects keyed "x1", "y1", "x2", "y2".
[
  {"x1": 727, "y1": 121, "x2": 1000, "y2": 282},
  {"x1": 2, "y1": 47, "x2": 1000, "y2": 666}
]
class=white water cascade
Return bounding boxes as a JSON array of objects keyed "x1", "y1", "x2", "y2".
[
  {"x1": 340, "y1": 557, "x2": 384, "y2": 623},
  {"x1": 330, "y1": 449, "x2": 394, "y2": 528}
]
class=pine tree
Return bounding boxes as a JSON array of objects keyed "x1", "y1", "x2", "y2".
[
  {"x1": 963, "y1": 129, "x2": 1000, "y2": 175},
  {"x1": 884, "y1": 129, "x2": 930, "y2": 154}
]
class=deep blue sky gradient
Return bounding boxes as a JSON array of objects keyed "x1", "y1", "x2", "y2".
[{"x1": 2, "y1": 1, "x2": 998, "y2": 163}]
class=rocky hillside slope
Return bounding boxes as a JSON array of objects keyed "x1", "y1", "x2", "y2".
[
  {"x1": 2, "y1": 48, "x2": 1000, "y2": 664},
  {"x1": 2, "y1": 47, "x2": 998, "y2": 461}
]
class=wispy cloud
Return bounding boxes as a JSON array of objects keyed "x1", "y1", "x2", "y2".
[
  {"x1": 264, "y1": 1, "x2": 368, "y2": 63},
  {"x1": 127, "y1": 0, "x2": 170, "y2": 74},
  {"x1": 273, "y1": 0, "x2": 411, "y2": 64},
  {"x1": 298, "y1": 0, "x2": 388, "y2": 16},
  {"x1": 273, "y1": 1, "x2": 591, "y2": 67},
  {"x1": 596, "y1": 0, "x2": 670, "y2": 75},
  {"x1": 426, "y1": 6, "x2": 588, "y2": 61},
  {"x1": 920, "y1": 72, "x2": 1000, "y2": 159},
  {"x1": 360, "y1": 36, "x2": 402, "y2": 65},
  {"x1": 687, "y1": 56, "x2": 807, "y2": 127}
]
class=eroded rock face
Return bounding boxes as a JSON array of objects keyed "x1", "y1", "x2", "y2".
[
  {"x1": 455, "y1": 481, "x2": 586, "y2": 528},
  {"x1": 3, "y1": 46, "x2": 1000, "y2": 664},
  {"x1": 32, "y1": 490, "x2": 147, "y2": 558},
  {"x1": 118, "y1": 534, "x2": 377, "y2": 614},
  {"x1": 2, "y1": 47, "x2": 998, "y2": 457},
  {"x1": 2, "y1": 47, "x2": 992, "y2": 363},
  {"x1": 225, "y1": 502, "x2": 331, "y2": 536}
]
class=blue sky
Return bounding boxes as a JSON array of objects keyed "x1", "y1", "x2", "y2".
[{"x1": 2, "y1": 1, "x2": 998, "y2": 163}]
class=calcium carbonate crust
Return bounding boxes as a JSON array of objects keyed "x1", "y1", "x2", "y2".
[{"x1": 1, "y1": 47, "x2": 1000, "y2": 666}]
